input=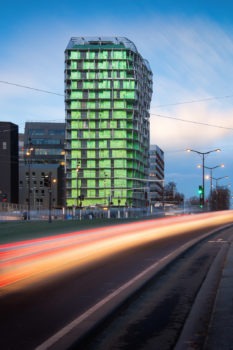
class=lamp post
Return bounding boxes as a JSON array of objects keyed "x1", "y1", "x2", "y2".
[
  {"x1": 48, "y1": 172, "x2": 52, "y2": 223},
  {"x1": 47, "y1": 172, "x2": 57, "y2": 223},
  {"x1": 76, "y1": 161, "x2": 81, "y2": 209},
  {"x1": 187, "y1": 148, "x2": 221, "y2": 208},
  {"x1": 197, "y1": 164, "x2": 224, "y2": 206},
  {"x1": 104, "y1": 172, "x2": 108, "y2": 205},
  {"x1": 212, "y1": 176, "x2": 229, "y2": 210},
  {"x1": 61, "y1": 149, "x2": 67, "y2": 219},
  {"x1": 26, "y1": 138, "x2": 34, "y2": 220},
  {"x1": 212, "y1": 176, "x2": 229, "y2": 188}
]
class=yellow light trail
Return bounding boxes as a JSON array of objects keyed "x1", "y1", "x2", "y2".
[{"x1": 1, "y1": 211, "x2": 233, "y2": 294}]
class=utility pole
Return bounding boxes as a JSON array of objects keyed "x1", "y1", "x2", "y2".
[
  {"x1": 44, "y1": 172, "x2": 53, "y2": 223},
  {"x1": 26, "y1": 138, "x2": 34, "y2": 221},
  {"x1": 48, "y1": 172, "x2": 52, "y2": 223}
]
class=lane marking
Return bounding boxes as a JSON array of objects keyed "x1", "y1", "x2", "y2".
[
  {"x1": 36, "y1": 224, "x2": 233, "y2": 350},
  {"x1": 35, "y1": 250, "x2": 177, "y2": 350}
]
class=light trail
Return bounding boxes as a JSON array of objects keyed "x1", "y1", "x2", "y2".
[{"x1": 1, "y1": 211, "x2": 233, "y2": 293}]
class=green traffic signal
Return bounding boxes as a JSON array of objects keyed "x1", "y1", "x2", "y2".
[
  {"x1": 198, "y1": 185, "x2": 204, "y2": 208},
  {"x1": 198, "y1": 185, "x2": 203, "y2": 195}
]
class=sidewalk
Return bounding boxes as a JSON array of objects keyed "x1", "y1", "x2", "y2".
[
  {"x1": 175, "y1": 225, "x2": 233, "y2": 350},
  {"x1": 204, "y1": 239, "x2": 233, "y2": 349}
]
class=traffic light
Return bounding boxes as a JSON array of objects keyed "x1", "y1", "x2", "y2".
[
  {"x1": 198, "y1": 185, "x2": 204, "y2": 208},
  {"x1": 198, "y1": 185, "x2": 203, "y2": 195}
]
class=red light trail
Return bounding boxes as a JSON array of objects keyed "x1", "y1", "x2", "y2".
[{"x1": 1, "y1": 211, "x2": 233, "y2": 293}]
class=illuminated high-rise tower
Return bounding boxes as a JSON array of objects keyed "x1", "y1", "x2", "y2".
[{"x1": 65, "y1": 37, "x2": 153, "y2": 208}]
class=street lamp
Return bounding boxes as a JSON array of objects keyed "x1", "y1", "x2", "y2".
[
  {"x1": 76, "y1": 161, "x2": 81, "y2": 209},
  {"x1": 47, "y1": 173, "x2": 57, "y2": 223},
  {"x1": 197, "y1": 164, "x2": 224, "y2": 202},
  {"x1": 60, "y1": 149, "x2": 67, "y2": 208},
  {"x1": 186, "y1": 148, "x2": 221, "y2": 208},
  {"x1": 104, "y1": 172, "x2": 108, "y2": 205},
  {"x1": 211, "y1": 176, "x2": 229, "y2": 210},
  {"x1": 44, "y1": 171, "x2": 57, "y2": 223},
  {"x1": 25, "y1": 138, "x2": 34, "y2": 220},
  {"x1": 212, "y1": 176, "x2": 229, "y2": 188}
]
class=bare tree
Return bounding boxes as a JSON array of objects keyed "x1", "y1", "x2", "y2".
[
  {"x1": 210, "y1": 187, "x2": 230, "y2": 210},
  {"x1": 164, "y1": 182, "x2": 184, "y2": 205}
]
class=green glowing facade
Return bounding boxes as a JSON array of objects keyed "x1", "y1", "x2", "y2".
[{"x1": 65, "y1": 37, "x2": 153, "y2": 207}]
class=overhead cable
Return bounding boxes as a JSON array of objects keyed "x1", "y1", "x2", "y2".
[
  {"x1": 1, "y1": 80, "x2": 232, "y2": 131},
  {"x1": 0, "y1": 80, "x2": 64, "y2": 96},
  {"x1": 152, "y1": 113, "x2": 233, "y2": 131},
  {"x1": 155, "y1": 94, "x2": 233, "y2": 108}
]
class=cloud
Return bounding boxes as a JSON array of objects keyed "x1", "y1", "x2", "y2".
[{"x1": 150, "y1": 102, "x2": 233, "y2": 151}]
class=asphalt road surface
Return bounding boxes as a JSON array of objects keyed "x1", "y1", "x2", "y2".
[
  {"x1": 1, "y1": 214, "x2": 233, "y2": 350},
  {"x1": 75, "y1": 226, "x2": 233, "y2": 350}
]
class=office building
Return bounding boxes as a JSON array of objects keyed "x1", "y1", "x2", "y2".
[
  {"x1": 0, "y1": 122, "x2": 19, "y2": 203},
  {"x1": 149, "y1": 145, "x2": 164, "y2": 205},
  {"x1": 19, "y1": 122, "x2": 65, "y2": 209},
  {"x1": 65, "y1": 37, "x2": 153, "y2": 207}
]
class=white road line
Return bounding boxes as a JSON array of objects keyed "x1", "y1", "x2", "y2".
[
  {"x1": 36, "y1": 225, "x2": 232, "y2": 350},
  {"x1": 35, "y1": 250, "x2": 175, "y2": 350}
]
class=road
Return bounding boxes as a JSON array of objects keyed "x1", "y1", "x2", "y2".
[
  {"x1": 75, "y1": 225, "x2": 233, "y2": 350},
  {"x1": 0, "y1": 211, "x2": 233, "y2": 349}
]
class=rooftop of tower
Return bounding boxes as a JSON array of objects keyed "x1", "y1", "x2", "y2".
[
  {"x1": 66, "y1": 37, "x2": 138, "y2": 53},
  {"x1": 66, "y1": 37, "x2": 152, "y2": 72}
]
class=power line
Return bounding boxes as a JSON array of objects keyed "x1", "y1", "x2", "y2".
[
  {"x1": 1, "y1": 80, "x2": 233, "y2": 107},
  {"x1": 153, "y1": 113, "x2": 233, "y2": 131},
  {"x1": 154, "y1": 94, "x2": 233, "y2": 108},
  {"x1": 0, "y1": 80, "x2": 64, "y2": 97},
  {"x1": 1, "y1": 80, "x2": 233, "y2": 131}
]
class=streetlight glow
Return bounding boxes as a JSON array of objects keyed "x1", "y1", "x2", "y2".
[{"x1": 186, "y1": 148, "x2": 221, "y2": 155}]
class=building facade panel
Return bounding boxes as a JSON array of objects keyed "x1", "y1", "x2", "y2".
[{"x1": 65, "y1": 37, "x2": 153, "y2": 207}]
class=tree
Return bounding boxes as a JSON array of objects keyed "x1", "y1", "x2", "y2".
[
  {"x1": 164, "y1": 182, "x2": 184, "y2": 205},
  {"x1": 210, "y1": 187, "x2": 230, "y2": 211},
  {"x1": 188, "y1": 196, "x2": 200, "y2": 205}
]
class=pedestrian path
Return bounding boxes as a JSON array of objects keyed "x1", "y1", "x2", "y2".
[
  {"x1": 175, "y1": 225, "x2": 233, "y2": 350},
  {"x1": 204, "y1": 237, "x2": 233, "y2": 349}
]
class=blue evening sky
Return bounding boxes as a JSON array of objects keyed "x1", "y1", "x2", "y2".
[{"x1": 0, "y1": 0, "x2": 232, "y2": 200}]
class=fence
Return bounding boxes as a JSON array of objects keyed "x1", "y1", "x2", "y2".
[{"x1": 0, "y1": 204, "x2": 166, "y2": 221}]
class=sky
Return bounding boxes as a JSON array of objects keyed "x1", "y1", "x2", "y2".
[{"x1": 0, "y1": 0, "x2": 233, "y2": 201}]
